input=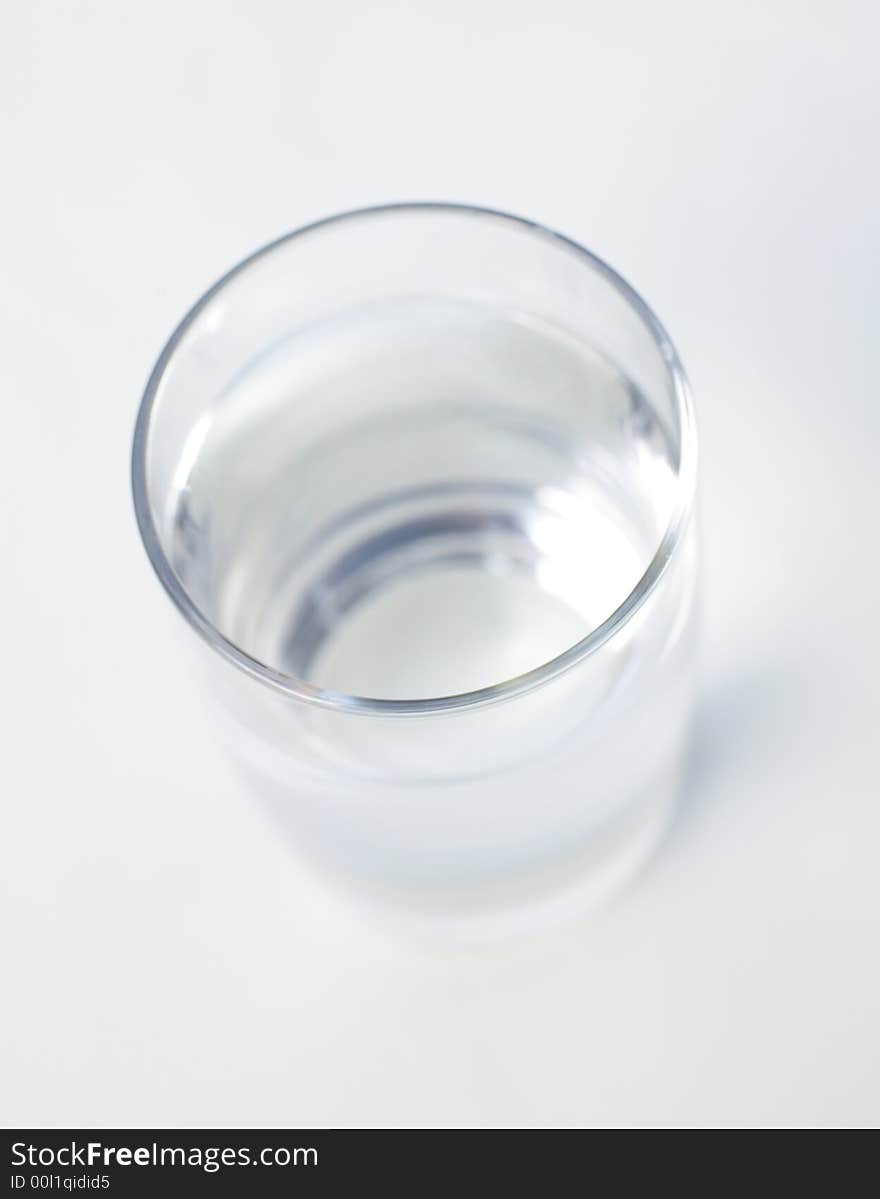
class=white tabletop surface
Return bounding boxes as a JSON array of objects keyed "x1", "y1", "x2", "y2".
[{"x1": 2, "y1": 1, "x2": 878, "y2": 1128}]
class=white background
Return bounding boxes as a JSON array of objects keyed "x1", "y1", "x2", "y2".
[{"x1": 2, "y1": 0, "x2": 878, "y2": 1127}]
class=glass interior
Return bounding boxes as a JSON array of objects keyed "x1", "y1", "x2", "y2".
[{"x1": 136, "y1": 206, "x2": 688, "y2": 702}]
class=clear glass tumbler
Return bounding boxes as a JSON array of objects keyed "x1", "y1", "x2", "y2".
[{"x1": 132, "y1": 204, "x2": 697, "y2": 938}]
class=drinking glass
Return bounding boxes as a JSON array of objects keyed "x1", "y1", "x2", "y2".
[{"x1": 132, "y1": 203, "x2": 697, "y2": 938}]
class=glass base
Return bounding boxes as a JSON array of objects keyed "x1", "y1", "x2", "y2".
[{"x1": 263, "y1": 775, "x2": 681, "y2": 946}]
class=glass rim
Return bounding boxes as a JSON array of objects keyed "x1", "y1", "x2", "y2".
[{"x1": 131, "y1": 201, "x2": 697, "y2": 716}]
